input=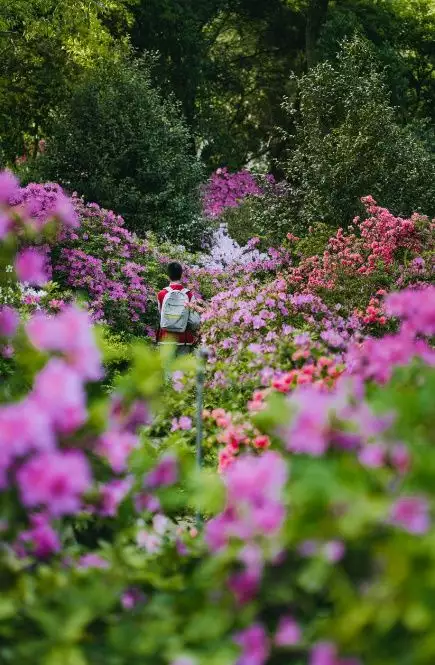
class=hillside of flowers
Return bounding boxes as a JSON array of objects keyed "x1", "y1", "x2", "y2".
[{"x1": 1, "y1": 167, "x2": 435, "y2": 665}]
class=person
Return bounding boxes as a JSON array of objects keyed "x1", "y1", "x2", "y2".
[{"x1": 156, "y1": 261, "x2": 204, "y2": 355}]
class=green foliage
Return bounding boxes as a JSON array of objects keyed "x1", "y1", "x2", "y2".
[
  {"x1": 283, "y1": 36, "x2": 435, "y2": 230},
  {"x1": 27, "y1": 56, "x2": 205, "y2": 246},
  {"x1": 223, "y1": 183, "x2": 302, "y2": 249},
  {"x1": 0, "y1": 0, "x2": 132, "y2": 163}
]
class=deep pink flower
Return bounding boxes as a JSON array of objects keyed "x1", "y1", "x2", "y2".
[
  {"x1": 27, "y1": 306, "x2": 102, "y2": 380},
  {"x1": 0, "y1": 398, "x2": 55, "y2": 474},
  {"x1": 98, "y1": 432, "x2": 138, "y2": 473},
  {"x1": 19, "y1": 514, "x2": 60, "y2": 558},
  {"x1": 0, "y1": 306, "x2": 19, "y2": 337},
  {"x1": 390, "y1": 496, "x2": 430, "y2": 534},
  {"x1": 234, "y1": 623, "x2": 269, "y2": 665},
  {"x1": 15, "y1": 248, "x2": 48, "y2": 285},
  {"x1": 323, "y1": 540, "x2": 345, "y2": 563},
  {"x1": 358, "y1": 444, "x2": 386, "y2": 468},
  {"x1": 275, "y1": 615, "x2": 301, "y2": 646},
  {"x1": 100, "y1": 477, "x2": 133, "y2": 516},
  {"x1": 78, "y1": 553, "x2": 109, "y2": 569},
  {"x1": 310, "y1": 642, "x2": 337, "y2": 665},
  {"x1": 145, "y1": 454, "x2": 178, "y2": 488},
  {"x1": 0, "y1": 170, "x2": 19, "y2": 204},
  {"x1": 121, "y1": 587, "x2": 146, "y2": 610},
  {"x1": 32, "y1": 358, "x2": 87, "y2": 433},
  {"x1": 17, "y1": 450, "x2": 92, "y2": 516}
]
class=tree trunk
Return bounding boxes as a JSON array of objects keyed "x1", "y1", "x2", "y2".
[{"x1": 305, "y1": 0, "x2": 330, "y2": 69}]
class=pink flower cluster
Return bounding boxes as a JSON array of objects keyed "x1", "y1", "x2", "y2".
[
  {"x1": 206, "y1": 451, "x2": 287, "y2": 551},
  {"x1": 54, "y1": 197, "x2": 153, "y2": 329},
  {"x1": 202, "y1": 167, "x2": 263, "y2": 218},
  {"x1": 287, "y1": 197, "x2": 430, "y2": 291},
  {"x1": 0, "y1": 173, "x2": 78, "y2": 239},
  {"x1": 347, "y1": 286, "x2": 435, "y2": 384}
]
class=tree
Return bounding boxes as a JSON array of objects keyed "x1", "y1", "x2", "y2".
[
  {"x1": 30, "y1": 56, "x2": 205, "y2": 248},
  {"x1": 0, "y1": 0, "x2": 132, "y2": 164},
  {"x1": 282, "y1": 37, "x2": 435, "y2": 228}
]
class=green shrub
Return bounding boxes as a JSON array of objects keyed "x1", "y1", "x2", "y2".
[
  {"x1": 282, "y1": 36, "x2": 435, "y2": 230},
  {"x1": 27, "y1": 56, "x2": 206, "y2": 248}
]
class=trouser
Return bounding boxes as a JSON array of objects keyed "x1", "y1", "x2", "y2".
[{"x1": 158, "y1": 343, "x2": 195, "y2": 381}]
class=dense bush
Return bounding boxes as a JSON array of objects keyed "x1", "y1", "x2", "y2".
[
  {"x1": 26, "y1": 56, "x2": 206, "y2": 248},
  {"x1": 9, "y1": 181, "x2": 202, "y2": 339},
  {"x1": 282, "y1": 37, "x2": 435, "y2": 230}
]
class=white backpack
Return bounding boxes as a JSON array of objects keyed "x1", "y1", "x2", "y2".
[{"x1": 160, "y1": 287, "x2": 190, "y2": 333}]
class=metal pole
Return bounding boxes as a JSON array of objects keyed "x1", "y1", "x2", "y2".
[{"x1": 195, "y1": 347, "x2": 209, "y2": 526}]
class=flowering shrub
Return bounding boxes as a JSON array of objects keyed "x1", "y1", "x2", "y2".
[
  {"x1": 7, "y1": 181, "x2": 201, "y2": 338},
  {"x1": 202, "y1": 167, "x2": 264, "y2": 218},
  {"x1": 2, "y1": 170, "x2": 435, "y2": 665}
]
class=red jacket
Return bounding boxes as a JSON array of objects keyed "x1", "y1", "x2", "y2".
[{"x1": 157, "y1": 283, "x2": 197, "y2": 344}]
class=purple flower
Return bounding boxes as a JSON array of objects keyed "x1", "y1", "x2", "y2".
[
  {"x1": 234, "y1": 623, "x2": 269, "y2": 665},
  {"x1": 358, "y1": 444, "x2": 386, "y2": 468},
  {"x1": 145, "y1": 454, "x2": 178, "y2": 489},
  {"x1": 310, "y1": 642, "x2": 337, "y2": 665},
  {"x1": 390, "y1": 496, "x2": 430, "y2": 534},
  {"x1": 17, "y1": 450, "x2": 92, "y2": 517},
  {"x1": 323, "y1": 540, "x2": 345, "y2": 563},
  {"x1": 19, "y1": 514, "x2": 60, "y2": 558},
  {"x1": 0, "y1": 170, "x2": 19, "y2": 204},
  {"x1": 15, "y1": 248, "x2": 48, "y2": 285},
  {"x1": 78, "y1": 553, "x2": 109, "y2": 569},
  {"x1": 0, "y1": 306, "x2": 19, "y2": 337},
  {"x1": 121, "y1": 587, "x2": 146, "y2": 610},
  {"x1": 275, "y1": 615, "x2": 301, "y2": 646},
  {"x1": 100, "y1": 477, "x2": 133, "y2": 516}
]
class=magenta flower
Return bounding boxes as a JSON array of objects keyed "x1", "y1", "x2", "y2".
[
  {"x1": 390, "y1": 496, "x2": 430, "y2": 534},
  {"x1": 358, "y1": 444, "x2": 386, "y2": 468},
  {"x1": 310, "y1": 642, "x2": 337, "y2": 665},
  {"x1": 19, "y1": 514, "x2": 60, "y2": 558},
  {"x1": 234, "y1": 623, "x2": 269, "y2": 665},
  {"x1": 323, "y1": 540, "x2": 345, "y2": 563},
  {"x1": 0, "y1": 170, "x2": 19, "y2": 204},
  {"x1": 15, "y1": 247, "x2": 48, "y2": 285},
  {"x1": 121, "y1": 587, "x2": 146, "y2": 610},
  {"x1": 145, "y1": 454, "x2": 178, "y2": 489},
  {"x1": 97, "y1": 432, "x2": 138, "y2": 473},
  {"x1": 275, "y1": 615, "x2": 301, "y2": 646},
  {"x1": 100, "y1": 477, "x2": 133, "y2": 516},
  {"x1": 172, "y1": 416, "x2": 192, "y2": 431},
  {"x1": 0, "y1": 306, "x2": 19, "y2": 338},
  {"x1": 17, "y1": 449, "x2": 92, "y2": 516},
  {"x1": 0, "y1": 398, "x2": 55, "y2": 473},
  {"x1": 78, "y1": 553, "x2": 109, "y2": 569},
  {"x1": 206, "y1": 452, "x2": 287, "y2": 550},
  {"x1": 27, "y1": 306, "x2": 102, "y2": 381},
  {"x1": 32, "y1": 358, "x2": 87, "y2": 433}
]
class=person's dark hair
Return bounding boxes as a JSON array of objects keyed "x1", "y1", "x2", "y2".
[{"x1": 167, "y1": 261, "x2": 183, "y2": 281}]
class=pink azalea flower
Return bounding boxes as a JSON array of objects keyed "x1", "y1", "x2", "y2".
[
  {"x1": 98, "y1": 432, "x2": 138, "y2": 473},
  {"x1": 323, "y1": 540, "x2": 345, "y2": 563},
  {"x1": 32, "y1": 358, "x2": 87, "y2": 433},
  {"x1": 19, "y1": 514, "x2": 60, "y2": 558},
  {"x1": 234, "y1": 623, "x2": 269, "y2": 665},
  {"x1": 0, "y1": 306, "x2": 19, "y2": 337},
  {"x1": 17, "y1": 450, "x2": 92, "y2": 516},
  {"x1": 0, "y1": 170, "x2": 19, "y2": 204},
  {"x1": 15, "y1": 247, "x2": 48, "y2": 285},
  {"x1": 145, "y1": 454, "x2": 178, "y2": 488},
  {"x1": 275, "y1": 615, "x2": 301, "y2": 646},
  {"x1": 310, "y1": 642, "x2": 337, "y2": 665},
  {"x1": 78, "y1": 553, "x2": 109, "y2": 569},
  {"x1": 358, "y1": 444, "x2": 386, "y2": 468},
  {"x1": 100, "y1": 477, "x2": 133, "y2": 516},
  {"x1": 390, "y1": 496, "x2": 430, "y2": 534}
]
